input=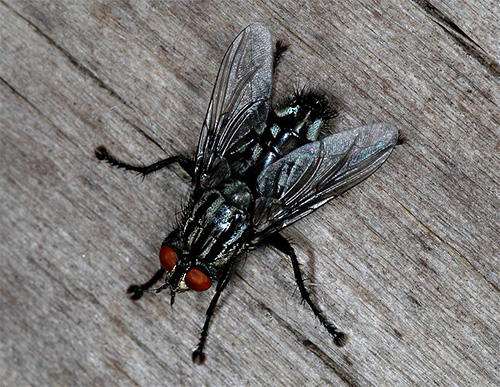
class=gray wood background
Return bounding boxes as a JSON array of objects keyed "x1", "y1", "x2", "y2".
[{"x1": 1, "y1": 1, "x2": 499, "y2": 386}]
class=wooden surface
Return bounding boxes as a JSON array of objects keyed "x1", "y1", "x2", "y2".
[{"x1": 1, "y1": 1, "x2": 499, "y2": 385}]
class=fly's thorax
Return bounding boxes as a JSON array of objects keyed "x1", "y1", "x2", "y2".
[
  {"x1": 157, "y1": 181, "x2": 251, "y2": 295},
  {"x1": 217, "y1": 180, "x2": 252, "y2": 209},
  {"x1": 182, "y1": 181, "x2": 252, "y2": 268}
]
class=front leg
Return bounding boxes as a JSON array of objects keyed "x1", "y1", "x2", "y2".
[
  {"x1": 95, "y1": 146, "x2": 195, "y2": 177},
  {"x1": 268, "y1": 233, "x2": 348, "y2": 347},
  {"x1": 126, "y1": 268, "x2": 165, "y2": 300},
  {"x1": 192, "y1": 260, "x2": 235, "y2": 365}
]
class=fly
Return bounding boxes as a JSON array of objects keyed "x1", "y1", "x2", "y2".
[{"x1": 95, "y1": 23, "x2": 399, "y2": 364}]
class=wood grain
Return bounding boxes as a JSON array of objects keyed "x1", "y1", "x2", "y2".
[{"x1": 1, "y1": 1, "x2": 499, "y2": 385}]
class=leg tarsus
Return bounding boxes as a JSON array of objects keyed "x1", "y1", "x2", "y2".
[
  {"x1": 192, "y1": 261, "x2": 235, "y2": 364},
  {"x1": 95, "y1": 145, "x2": 195, "y2": 177},
  {"x1": 273, "y1": 40, "x2": 289, "y2": 72},
  {"x1": 268, "y1": 233, "x2": 348, "y2": 347},
  {"x1": 396, "y1": 130, "x2": 405, "y2": 145},
  {"x1": 127, "y1": 268, "x2": 165, "y2": 300}
]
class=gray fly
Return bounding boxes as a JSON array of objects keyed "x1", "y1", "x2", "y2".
[{"x1": 96, "y1": 23, "x2": 399, "y2": 364}]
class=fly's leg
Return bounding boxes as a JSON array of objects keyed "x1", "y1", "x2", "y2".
[
  {"x1": 95, "y1": 146, "x2": 195, "y2": 177},
  {"x1": 96, "y1": 147, "x2": 193, "y2": 297},
  {"x1": 268, "y1": 233, "x2": 348, "y2": 347},
  {"x1": 273, "y1": 40, "x2": 288, "y2": 72},
  {"x1": 126, "y1": 268, "x2": 165, "y2": 300},
  {"x1": 192, "y1": 260, "x2": 235, "y2": 365}
]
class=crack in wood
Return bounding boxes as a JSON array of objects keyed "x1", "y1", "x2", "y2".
[
  {"x1": 4, "y1": 2, "x2": 129, "y2": 106},
  {"x1": 256, "y1": 300, "x2": 362, "y2": 386},
  {"x1": 2, "y1": 1, "x2": 165, "y2": 152},
  {"x1": 383, "y1": 188, "x2": 500, "y2": 294},
  {"x1": 1, "y1": 76, "x2": 79, "y2": 148},
  {"x1": 411, "y1": 0, "x2": 500, "y2": 78}
]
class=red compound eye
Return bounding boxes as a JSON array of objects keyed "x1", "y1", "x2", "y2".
[
  {"x1": 185, "y1": 269, "x2": 212, "y2": 291},
  {"x1": 159, "y1": 246, "x2": 178, "y2": 271}
]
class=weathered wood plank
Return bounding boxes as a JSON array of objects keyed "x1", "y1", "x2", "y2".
[{"x1": 1, "y1": 0, "x2": 499, "y2": 385}]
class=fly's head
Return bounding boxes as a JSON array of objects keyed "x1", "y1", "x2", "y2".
[{"x1": 157, "y1": 230, "x2": 214, "y2": 305}]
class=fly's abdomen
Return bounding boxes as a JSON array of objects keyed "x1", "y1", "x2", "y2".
[
  {"x1": 250, "y1": 91, "x2": 336, "y2": 172},
  {"x1": 183, "y1": 184, "x2": 251, "y2": 267}
]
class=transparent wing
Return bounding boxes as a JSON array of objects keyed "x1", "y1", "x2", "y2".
[
  {"x1": 252, "y1": 123, "x2": 399, "y2": 240},
  {"x1": 194, "y1": 23, "x2": 273, "y2": 189}
]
